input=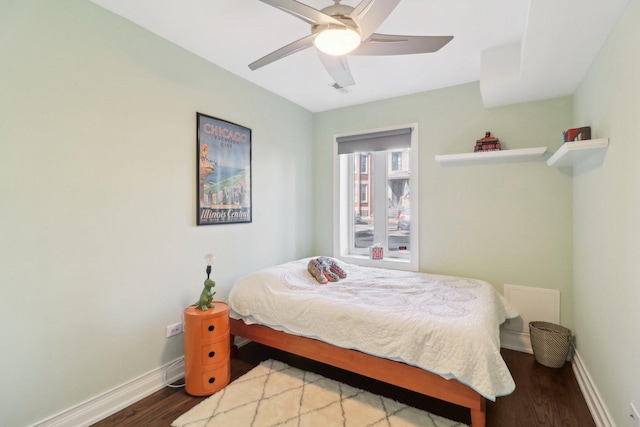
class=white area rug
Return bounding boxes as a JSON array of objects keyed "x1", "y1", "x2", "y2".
[{"x1": 172, "y1": 359, "x2": 466, "y2": 427}]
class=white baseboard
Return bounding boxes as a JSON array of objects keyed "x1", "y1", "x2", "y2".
[
  {"x1": 28, "y1": 331, "x2": 530, "y2": 427},
  {"x1": 234, "y1": 336, "x2": 251, "y2": 348},
  {"x1": 501, "y1": 331, "x2": 613, "y2": 427},
  {"x1": 500, "y1": 329, "x2": 533, "y2": 353},
  {"x1": 29, "y1": 337, "x2": 613, "y2": 427},
  {"x1": 571, "y1": 350, "x2": 613, "y2": 427},
  {"x1": 30, "y1": 358, "x2": 185, "y2": 427}
]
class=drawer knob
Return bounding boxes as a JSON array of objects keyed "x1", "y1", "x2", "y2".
[
  {"x1": 208, "y1": 351, "x2": 215, "y2": 358},
  {"x1": 208, "y1": 325, "x2": 215, "y2": 332},
  {"x1": 208, "y1": 377, "x2": 216, "y2": 384}
]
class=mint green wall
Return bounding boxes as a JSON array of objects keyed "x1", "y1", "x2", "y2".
[
  {"x1": 7, "y1": 0, "x2": 629, "y2": 426},
  {"x1": 314, "y1": 84, "x2": 574, "y2": 325},
  {"x1": 0, "y1": 1, "x2": 314, "y2": 426},
  {"x1": 573, "y1": 0, "x2": 640, "y2": 425}
]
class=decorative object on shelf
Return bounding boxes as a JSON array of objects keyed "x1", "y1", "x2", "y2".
[
  {"x1": 197, "y1": 112, "x2": 252, "y2": 226},
  {"x1": 369, "y1": 244, "x2": 384, "y2": 260},
  {"x1": 474, "y1": 131, "x2": 501, "y2": 152},
  {"x1": 196, "y1": 254, "x2": 216, "y2": 311},
  {"x1": 563, "y1": 126, "x2": 591, "y2": 142}
]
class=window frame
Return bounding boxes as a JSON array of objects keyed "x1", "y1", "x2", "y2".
[{"x1": 332, "y1": 123, "x2": 419, "y2": 271}]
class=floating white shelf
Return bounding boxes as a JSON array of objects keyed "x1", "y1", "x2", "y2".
[
  {"x1": 435, "y1": 147, "x2": 547, "y2": 165},
  {"x1": 546, "y1": 138, "x2": 609, "y2": 167}
]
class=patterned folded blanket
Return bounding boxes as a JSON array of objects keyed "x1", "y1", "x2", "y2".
[{"x1": 307, "y1": 256, "x2": 347, "y2": 284}]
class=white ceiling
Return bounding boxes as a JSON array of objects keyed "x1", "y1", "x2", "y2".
[{"x1": 89, "y1": 0, "x2": 629, "y2": 112}]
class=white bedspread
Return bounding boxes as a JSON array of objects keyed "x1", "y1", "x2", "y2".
[{"x1": 228, "y1": 258, "x2": 518, "y2": 401}]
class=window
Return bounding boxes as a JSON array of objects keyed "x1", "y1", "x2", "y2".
[
  {"x1": 360, "y1": 183, "x2": 368, "y2": 203},
  {"x1": 391, "y1": 152, "x2": 402, "y2": 171},
  {"x1": 359, "y1": 155, "x2": 368, "y2": 174},
  {"x1": 333, "y1": 125, "x2": 419, "y2": 271}
]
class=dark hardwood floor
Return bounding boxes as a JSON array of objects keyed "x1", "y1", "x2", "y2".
[{"x1": 93, "y1": 343, "x2": 595, "y2": 426}]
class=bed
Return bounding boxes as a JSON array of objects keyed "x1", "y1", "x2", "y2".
[{"x1": 227, "y1": 257, "x2": 517, "y2": 427}]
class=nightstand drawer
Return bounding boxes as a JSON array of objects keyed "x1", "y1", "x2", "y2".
[
  {"x1": 200, "y1": 316, "x2": 229, "y2": 340},
  {"x1": 200, "y1": 335, "x2": 230, "y2": 365},
  {"x1": 199, "y1": 361, "x2": 230, "y2": 394}
]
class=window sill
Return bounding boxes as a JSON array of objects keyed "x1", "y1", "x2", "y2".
[{"x1": 336, "y1": 254, "x2": 418, "y2": 272}]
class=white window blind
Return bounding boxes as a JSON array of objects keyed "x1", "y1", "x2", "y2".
[{"x1": 336, "y1": 128, "x2": 412, "y2": 154}]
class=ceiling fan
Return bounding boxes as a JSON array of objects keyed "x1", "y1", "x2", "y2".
[{"x1": 249, "y1": 0, "x2": 454, "y2": 88}]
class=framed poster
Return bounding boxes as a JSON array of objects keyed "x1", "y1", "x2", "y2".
[{"x1": 197, "y1": 113, "x2": 252, "y2": 225}]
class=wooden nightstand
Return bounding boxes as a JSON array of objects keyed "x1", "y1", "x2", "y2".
[{"x1": 183, "y1": 302, "x2": 230, "y2": 396}]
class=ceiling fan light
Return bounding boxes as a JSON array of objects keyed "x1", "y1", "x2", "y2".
[{"x1": 314, "y1": 27, "x2": 361, "y2": 56}]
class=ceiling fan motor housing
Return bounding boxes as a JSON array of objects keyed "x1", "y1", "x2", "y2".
[{"x1": 313, "y1": 3, "x2": 358, "y2": 33}]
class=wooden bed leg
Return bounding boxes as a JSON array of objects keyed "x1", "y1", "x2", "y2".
[
  {"x1": 230, "y1": 334, "x2": 238, "y2": 359},
  {"x1": 470, "y1": 398, "x2": 486, "y2": 427}
]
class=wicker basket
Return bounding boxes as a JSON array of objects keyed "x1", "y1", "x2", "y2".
[{"x1": 529, "y1": 321, "x2": 571, "y2": 368}]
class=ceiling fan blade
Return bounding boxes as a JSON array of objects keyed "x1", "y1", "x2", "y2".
[
  {"x1": 352, "y1": 0, "x2": 401, "y2": 41},
  {"x1": 249, "y1": 34, "x2": 316, "y2": 70},
  {"x1": 259, "y1": 0, "x2": 345, "y2": 26},
  {"x1": 352, "y1": 33, "x2": 454, "y2": 56},
  {"x1": 317, "y1": 52, "x2": 356, "y2": 87}
]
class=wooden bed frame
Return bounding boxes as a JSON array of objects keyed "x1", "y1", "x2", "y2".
[{"x1": 230, "y1": 318, "x2": 486, "y2": 427}]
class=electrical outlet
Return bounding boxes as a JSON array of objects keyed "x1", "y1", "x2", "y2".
[
  {"x1": 166, "y1": 322, "x2": 183, "y2": 338},
  {"x1": 631, "y1": 402, "x2": 640, "y2": 427}
]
